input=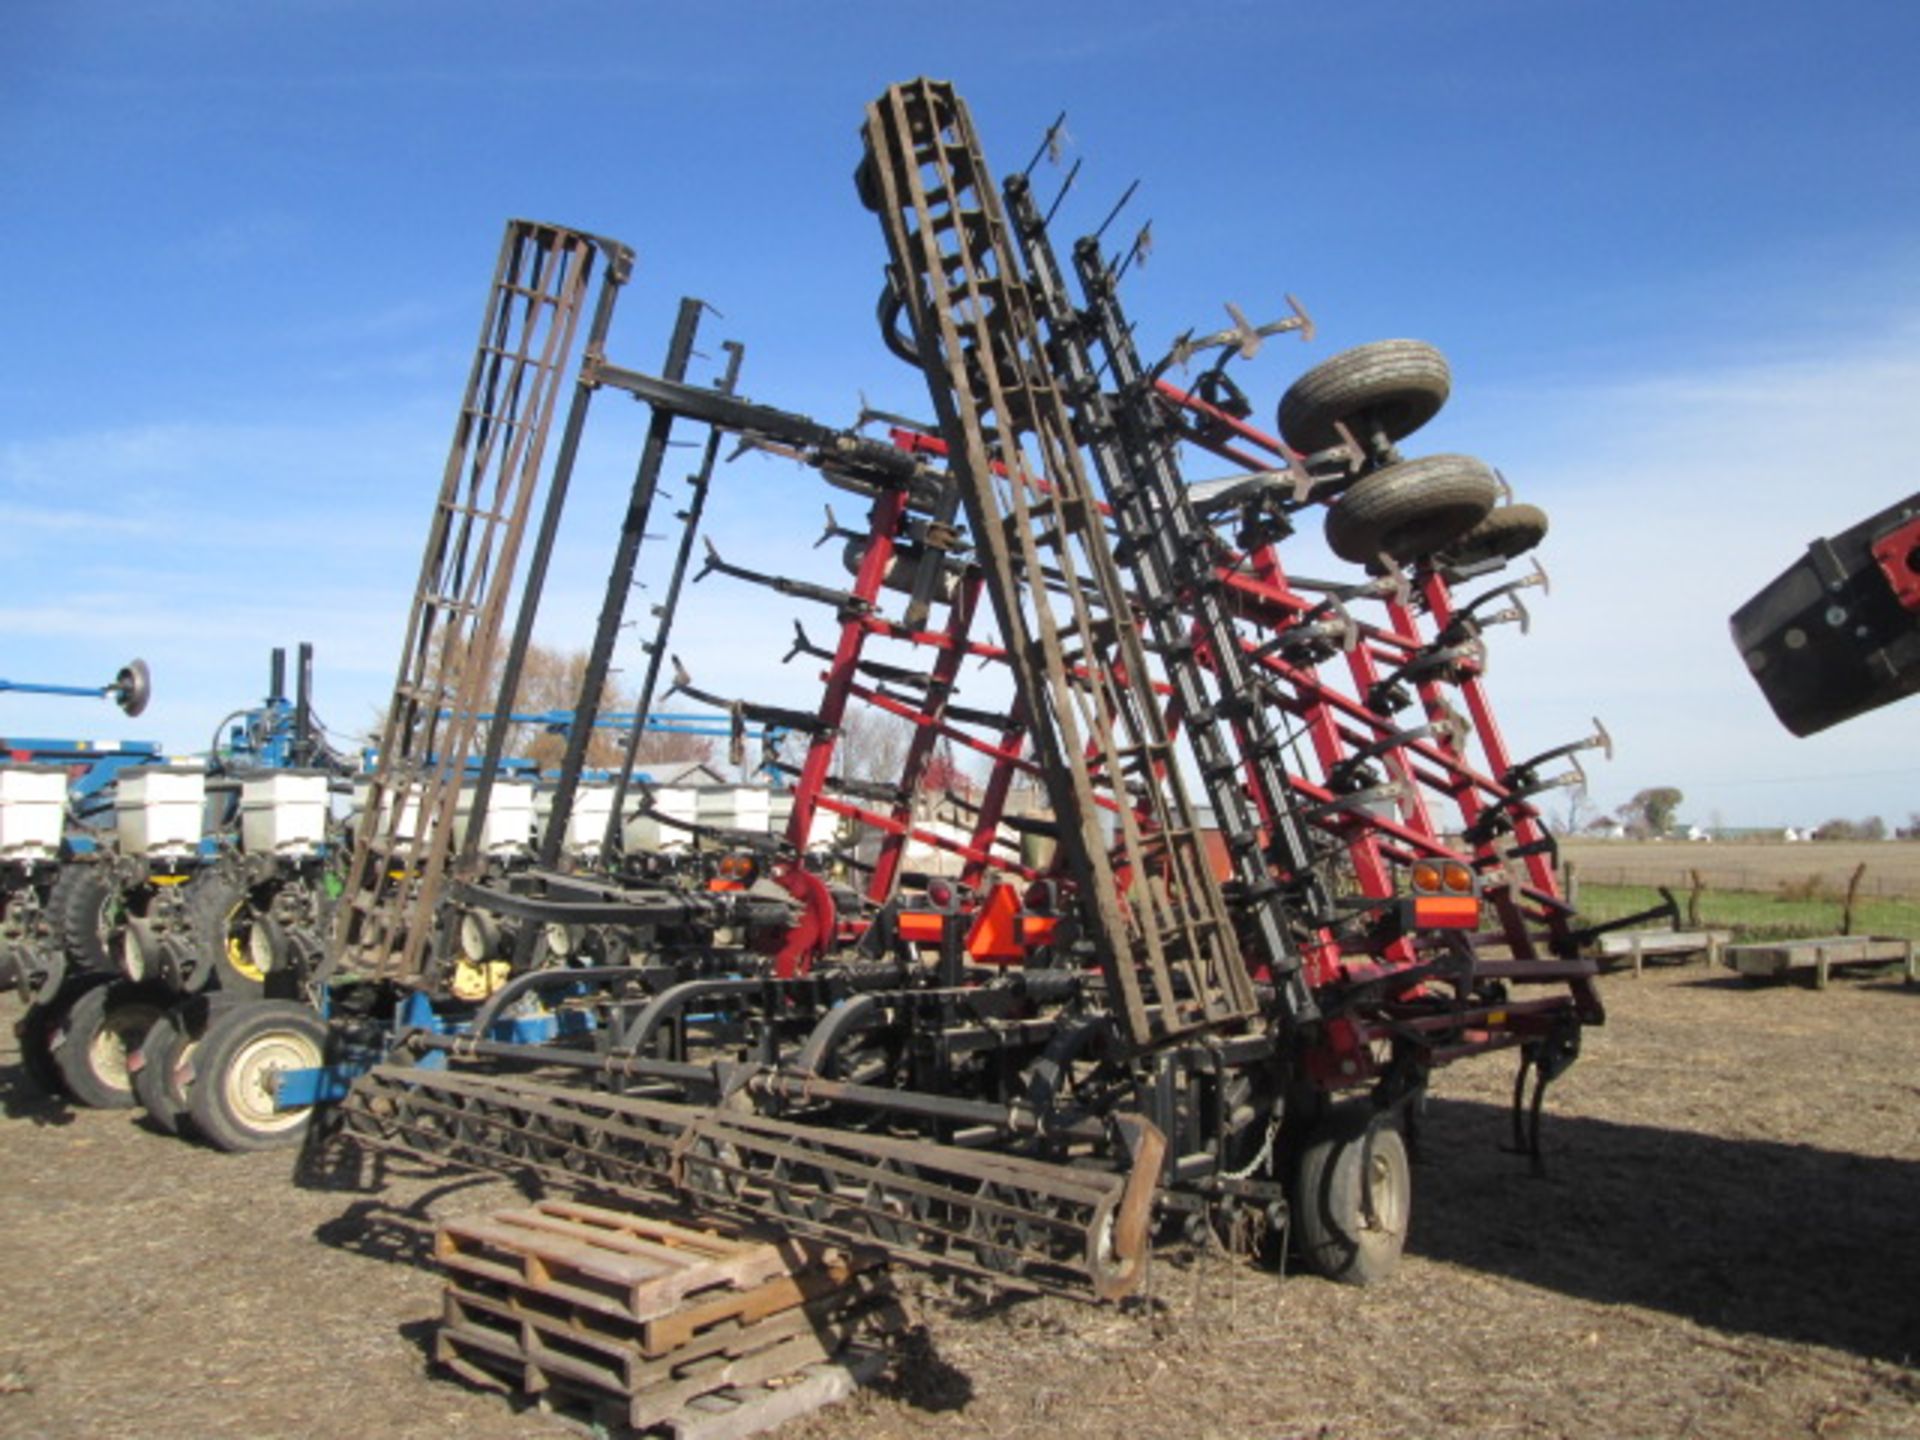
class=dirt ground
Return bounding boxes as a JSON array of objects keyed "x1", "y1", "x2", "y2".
[{"x1": 3, "y1": 964, "x2": 1916, "y2": 1440}]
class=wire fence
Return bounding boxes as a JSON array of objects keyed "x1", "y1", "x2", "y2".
[{"x1": 1563, "y1": 864, "x2": 1920, "y2": 902}]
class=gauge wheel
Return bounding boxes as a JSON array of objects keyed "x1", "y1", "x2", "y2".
[
  {"x1": 1291, "y1": 1101, "x2": 1411, "y2": 1286},
  {"x1": 1324, "y1": 453, "x2": 1498, "y2": 568},
  {"x1": 48, "y1": 864, "x2": 116, "y2": 974},
  {"x1": 50, "y1": 978, "x2": 170, "y2": 1108},
  {"x1": 1439, "y1": 502, "x2": 1550, "y2": 567},
  {"x1": 185, "y1": 872, "x2": 276, "y2": 997},
  {"x1": 186, "y1": 1000, "x2": 330, "y2": 1152},
  {"x1": 132, "y1": 994, "x2": 235, "y2": 1135},
  {"x1": 1277, "y1": 340, "x2": 1450, "y2": 455}
]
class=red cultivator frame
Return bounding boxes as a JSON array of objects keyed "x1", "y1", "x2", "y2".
[{"x1": 336, "y1": 79, "x2": 1611, "y2": 1303}]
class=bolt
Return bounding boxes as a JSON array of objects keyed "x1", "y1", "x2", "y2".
[{"x1": 1825, "y1": 606, "x2": 1848, "y2": 627}]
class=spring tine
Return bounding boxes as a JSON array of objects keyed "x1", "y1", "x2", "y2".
[
  {"x1": 1022, "y1": 110, "x2": 1070, "y2": 178},
  {"x1": 1042, "y1": 157, "x2": 1084, "y2": 228},
  {"x1": 1091, "y1": 178, "x2": 1140, "y2": 243}
]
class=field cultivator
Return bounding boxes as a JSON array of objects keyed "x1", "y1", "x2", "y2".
[
  {"x1": 303, "y1": 81, "x2": 1614, "y2": 1304},
  {"x1": 9, "y1": 81, "x2": 1614, "y2": 1306}
]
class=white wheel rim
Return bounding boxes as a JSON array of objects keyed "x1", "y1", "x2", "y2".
[
  {"x1": 246, "y1": 922, "x2": 278, "y2": 975},
  {"x1": 221, "y1": 1029, "x2": 320, "y2": 1132},
  {"x1": 459, "y1": 912, "x2": 494, "y2": 962},
  {"x1": 1364, "y1": 1148, "x2": 1407, "y2": 1236},
  {"x1": 121, "y1": 927, "x2": 152, "y2": 982},
  {"x1": 92, "y1": 1005, "x2": 163, "y2": 1093}
]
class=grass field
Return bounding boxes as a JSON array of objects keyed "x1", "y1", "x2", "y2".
[
  {"x1": 1560, "y1": 839, "x2": 1920, "y2": 940},
  {"x1": 1570, "y1": 881, "x2": 1920, "y2": 941}
]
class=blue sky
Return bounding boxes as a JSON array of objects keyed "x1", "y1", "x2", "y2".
[{"x1": 4, "y1": 0, "x2": 1918, "y2": 829}]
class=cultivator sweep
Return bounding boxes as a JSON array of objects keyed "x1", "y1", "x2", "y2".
[{"x1": 5, "y1": 78, "x2": 1614, "y2": 1301}]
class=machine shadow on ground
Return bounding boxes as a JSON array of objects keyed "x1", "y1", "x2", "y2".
[{"x1": 1409, "y1": 1097, "x2": 1920, "y2": 1365}]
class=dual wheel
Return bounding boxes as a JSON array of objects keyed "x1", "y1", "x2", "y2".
[
  {"x1": 14, "y1": 978, "x2": 327, "y2": 1152},
  {"x1": 1277, "y1": 340, "x2": 1548, "y2": 571},
  {"x1": 1290, "y1": 1101, "x2": 1412, "y2": 1286}
]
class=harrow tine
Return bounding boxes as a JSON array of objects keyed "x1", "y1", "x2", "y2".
[
  {"x1": 1021, "y1": 110, "x2": 1070, "y2": 178},
  {"x1": 1091, "y1": 177, "x2": 1140, "y2": 244},
  {"x1": 1042, "y1": 156, "x2": 1083, "y2": 228},
  {"x1": 698, "y1": 538, "x2": 866, "y2": 611}
]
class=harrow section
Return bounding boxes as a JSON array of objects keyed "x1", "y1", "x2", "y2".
[
  {"x1": 336, "y1": 221, "x2": 626, "y2": 985},
  {"x1": 861, "y1": 79, "x2": 1258, "y2": 1049},
  {"x1": 339, "y1": 1063, "x2": 1161, "y2": 1303}
]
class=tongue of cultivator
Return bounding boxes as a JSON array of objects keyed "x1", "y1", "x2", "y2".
[{"x1": 328, "y1": 79, "x2": 1608, "y2": 1301}]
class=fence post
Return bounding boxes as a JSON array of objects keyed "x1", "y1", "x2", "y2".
[
  {"x1": 1562, "y1": 860, "x2": 1579, "y2": 909},
  {"x1": 1840, "y1": 861, "x2": 1868, "y2": 936},
  {"x1": 1686, "y1": 868, "x2": 1705, "y2": 928}
]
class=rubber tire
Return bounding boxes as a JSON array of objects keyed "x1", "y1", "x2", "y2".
[
  {"x1": 48, "y1": 864, "x2": 115, "y2": 974},
  {"x1": 132, "y1": 994, "x2": 235, "y2": 1135},
  {"x1": 186, "y1": 1000, "x2": 329, "y2": 1152},
  {"x1": 1440, "y1": 502, "x2": 1550, "y2": 567},
  {"x1": 1292, "y1": 1103, "x2": 1411, "y2": 1285},
  {"x1": 1324, "y1": 453, "x2": 1498, "y2": 568},
  {"x1": 50, "y1": 978, "x2": 171, "y2": 1109},
  {"x1": 185, "y1": 871, "x2": 268, "y2": 997},
  {"x1": 1277, "y1": 340, "x2": 1450, "y2": 455},
  {"x1": 14, "y1": 975, "x2": 106, "y2": 1098}
]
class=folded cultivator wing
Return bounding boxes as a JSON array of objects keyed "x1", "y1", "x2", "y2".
[{"x1": 324, "y1": 79, "x2": 1609, "y2": 1302}]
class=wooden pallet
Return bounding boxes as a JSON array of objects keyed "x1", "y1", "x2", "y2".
[
  {"x1": 431, "y1": 1199, "x2": 897, "y2": 1437},
  {"x1": 438, "y1": 1336, "x2": 891, "y2": 1440}
]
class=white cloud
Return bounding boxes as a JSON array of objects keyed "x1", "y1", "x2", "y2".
[{"x1": 1446, "y1": 319, "x2": 1920, "y2": 826}]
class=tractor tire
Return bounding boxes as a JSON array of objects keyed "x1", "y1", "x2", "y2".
[
  {"x1": 186, "y1": 1000, "x2": 329, "y2": 1152},
  {"x1": 1324, "y1": 453, "x2": 1498, "y2": 568},
  {"x1": 1277, "y1": 340, "x2": 1450, "y2": 456},
  {"x1": 185, "y1": 872, "x2": 271, "y2": 997},
  {"x1": 132, "y1": 993, "x2": 235, "y2": 1136},
  {"x1": 1292, "y1": 1102, "x2": 1411, "y2": 1286},
  {"x1": 49, "y1": 978, "x2": 170, "y2": 1109},
  {"x1": 48, "y1": 864, "x2": 116, "y2": 975},
  {"x1": 14, "y1": 975, "x2": 107, "y2": 1098},
  {"x1": 1440, "y1": 502, "x2": 1550, "y2": 567}
]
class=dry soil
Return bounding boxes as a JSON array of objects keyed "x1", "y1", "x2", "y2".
[{"x1": 2, "y1": 962, "x2": 1916, "y2": 1439}]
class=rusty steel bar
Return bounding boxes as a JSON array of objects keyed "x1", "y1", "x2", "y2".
[
  {"x1": 859, "y1": 78, "x2": 1257, "y2": 1050},
  {"x1": 334, "y1": 220, "x2": 609, "y2": 985}
]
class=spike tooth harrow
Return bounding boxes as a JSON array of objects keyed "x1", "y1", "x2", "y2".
[
  {"x1": 336, "y1": 1062, "x2": 1163, "y2": 1304},
  {"x1": 861, "y1": 77, "x2": 1262, "y2": 1050}
]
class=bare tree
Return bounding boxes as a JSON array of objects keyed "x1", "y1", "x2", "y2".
[
  {"x1": 1553, "y1": 784, "x2": 1595, "y2": 836},
  {"x1": 835, "y1": 706, "x2": 915, "y2": 786},
  {"x1": 631, "y1": 727, "x2": 717, "y2": 768},
  {"x1": 365, "y1": 638, "x2": 691, "y2": 774}
]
